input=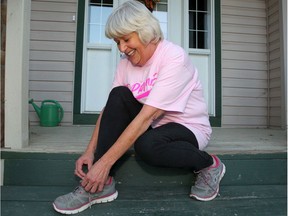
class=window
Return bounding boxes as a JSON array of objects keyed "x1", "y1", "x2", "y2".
[
  {"x1": 189, "y1": 0, "x2": 209, "y2": 49},
  {"x1": 88, "y1": 0, "x2": 113, "y2": 44}
]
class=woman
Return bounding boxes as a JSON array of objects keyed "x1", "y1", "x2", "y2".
[{"x1": 53, "y1": 1, "x2": 226, "y2": 214}]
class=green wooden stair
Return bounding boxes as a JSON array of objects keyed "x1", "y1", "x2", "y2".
[{"x1": 1, "y1": 151, "x2": 287, "y2": 216}]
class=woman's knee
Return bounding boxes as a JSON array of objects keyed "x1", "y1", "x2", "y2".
[
  {"x1": 109, "y1": 86, "x2": 131, "y2": 99},
  {"x1": 105, "y1": 86, "x2": 132, "y2": 108}
]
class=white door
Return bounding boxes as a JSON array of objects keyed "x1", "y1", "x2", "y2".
[
  {"x1": 81, "y1": 0, "x2": 118, "y2": 113},
  {"x1": 185, "y1": 0, "x2": 216, "y2": 116},
  {"x1": 81, "y1": 0, "x2": 215, "y2": 115}
]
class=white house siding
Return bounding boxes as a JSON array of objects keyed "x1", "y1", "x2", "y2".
[
  {"x1": 267, "y1": 0, "x2": 282, "y2": 128},
  {"x1": 29, "y1": 0, "x2": 77, "y2": 125},
  {"x1": 221, "y1": 0, "x2": 268, "y2": 128}
]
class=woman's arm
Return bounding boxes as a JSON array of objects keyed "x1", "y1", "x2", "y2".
[
  {"x1": 85, "y1": 109, "x2": 103, "y2": 154},
  {"x1": 75, "y1": 109, "x2": 104, "y2": 179},
  {"x1": 81, "y1": 104, "x2": 164, "y2": 192}
]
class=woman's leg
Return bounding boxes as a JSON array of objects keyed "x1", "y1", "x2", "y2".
[
  {"x1": 134, "y1": 122, "x2": 213, "y2": 171},
  {"x1": 94, "y1": 86, "x2": 143, "y2": 176},
  {"x1": 134, "y1": 123, "x2": 226, "y2": 201}
]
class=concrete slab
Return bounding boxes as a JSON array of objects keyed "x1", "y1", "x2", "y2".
[
  {"x1": 1, "y1": 126, "x2": 287, "y2": 154},
  {"x1": 208, "y1": 128, "x2": 287, "y2": 154}
]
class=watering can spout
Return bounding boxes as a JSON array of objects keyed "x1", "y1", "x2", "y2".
[{"x1": 29, "y1": 99, "x2": 41, "y2": 119}]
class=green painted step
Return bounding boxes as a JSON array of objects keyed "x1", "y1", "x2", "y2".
[
  {"x1": 1, "y1": 152, "x2": 287, "y2": 186},
  {"x1": 1, "y1": 185, "x2": 287, "y2": 216},
  {"x1": 1, "y1": 152, "x2": 287, "y2": 216}
]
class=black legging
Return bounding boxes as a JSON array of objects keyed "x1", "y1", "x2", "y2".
[{"x1": 94, "y1": 86, "x2": 213, "y2": 176}]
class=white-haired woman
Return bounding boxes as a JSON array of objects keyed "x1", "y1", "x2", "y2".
[{"x1": 53, "y1": 1, "x2": 225, "y2": 214}]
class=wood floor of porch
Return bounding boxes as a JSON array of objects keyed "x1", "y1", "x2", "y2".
[{"x1": 3, "y1": 126, "x2": 286, "y2": 154}]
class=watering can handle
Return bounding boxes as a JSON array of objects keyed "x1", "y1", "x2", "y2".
[{"x1": 42, "y1": 100, "x2": 64, "y2": 122}]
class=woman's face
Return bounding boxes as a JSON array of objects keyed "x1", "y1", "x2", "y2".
[{"x1": 114, "y1": 32, "x2": 156, "y2": 67}]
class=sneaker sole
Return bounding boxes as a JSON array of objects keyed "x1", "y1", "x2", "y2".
[
  {"x1": 190, "y1": 163, "x2": 226, "y2": 202},
  {"x1": 53, "y1": 190, "x2": 118, "y2": 215}
]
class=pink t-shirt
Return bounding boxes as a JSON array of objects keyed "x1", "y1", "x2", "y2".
[{"x1": 112, "y1": 40, "x2": 212, "y2": 150}]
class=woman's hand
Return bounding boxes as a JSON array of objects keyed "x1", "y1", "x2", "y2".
[
  {"x1": 75, "y1": 151, "x2": 95, "y2": 179},
  {"x1": 81, "y1": 159, "x2": 112, "y2": 193}
]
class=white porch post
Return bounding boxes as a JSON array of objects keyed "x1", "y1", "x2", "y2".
[{"x1": 5, "y1": 0, "x2": 31, "y2": 149}]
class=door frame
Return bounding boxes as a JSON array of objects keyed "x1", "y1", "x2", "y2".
[{"x1": 73, "y1": 0, "x2": 221, "y2": 126}]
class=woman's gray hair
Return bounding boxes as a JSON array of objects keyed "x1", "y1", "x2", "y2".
[{"x1": 105, "y1": 0, "x2": 163, "y2": 45}]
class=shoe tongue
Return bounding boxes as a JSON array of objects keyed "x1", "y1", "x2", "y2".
[{"x1": 73, "y1": 186, "x2": 85, "y2": 194}]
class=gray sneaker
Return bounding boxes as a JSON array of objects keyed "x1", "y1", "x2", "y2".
[
  {"x1": 190, "y1": 155, "x2": 226, "y2": 201},
  {"x1": 53, "y1": 177, "x2": 118, "y2": 214}
]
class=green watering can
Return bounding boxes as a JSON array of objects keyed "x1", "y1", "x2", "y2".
[{"x1": 29, "y1": 99, "x2": 64, "y2": 127}]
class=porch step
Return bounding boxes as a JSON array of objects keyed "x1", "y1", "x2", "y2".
[
  {"x1": 1, "y1": 185, "x2": 287, "y2": 216},
  {"x1": 1, "y1": 151, "x2": 287, "y2": 215},
  {"x1": 1, "y1": 151, "x2": 287, "y2": 186}
]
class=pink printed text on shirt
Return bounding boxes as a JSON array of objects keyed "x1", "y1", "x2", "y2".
[{"x1": 126, "y1": 72, "x2": 158, "y2": 99}]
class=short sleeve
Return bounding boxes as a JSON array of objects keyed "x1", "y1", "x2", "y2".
[
  {"x1": 145, "y1": 51, "x2": 199, "y2": 112},
  {"x1": 111, "y1": 59, "x2": 127, "y2": 89}
]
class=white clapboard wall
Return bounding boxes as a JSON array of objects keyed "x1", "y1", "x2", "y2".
[
  {"x1": 222, "y1": 0, "x2": 273, "y2": 128},
  {"x1": 29, "y1": 0, "x2": 77, "y2": 125}
]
